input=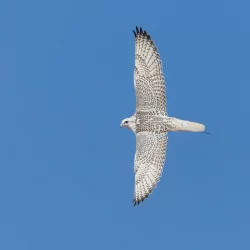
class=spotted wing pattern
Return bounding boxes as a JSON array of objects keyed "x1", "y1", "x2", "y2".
[
  {"x1": 133, "y1": 27, "x2": 168, "y2": 206},
  {"x1": 134, "y1": 26, "x2": 167, "y2": 116},
  {"x1": 133, "y1": 132, "x2": 167, "y2": 206}
]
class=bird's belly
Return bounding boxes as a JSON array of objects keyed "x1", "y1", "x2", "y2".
[{"x1": 136, "y1": 116, "x2": 169, "y2": 133}]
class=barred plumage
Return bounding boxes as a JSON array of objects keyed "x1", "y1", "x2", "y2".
[{"x1": 120, "y1": 26, "x2": 206, "y2": 206}]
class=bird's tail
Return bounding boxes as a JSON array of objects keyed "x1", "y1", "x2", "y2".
[{"x1": 166, "y1": 117, "x2": 205, "y2": 132}]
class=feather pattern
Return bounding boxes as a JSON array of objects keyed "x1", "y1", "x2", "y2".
[
  {"x1": 120, "y1": 26, "x2": 206, "y2": 206},
  {"x1": 133, "y1": 132, "x2": 167, "y2": 206},
  {"x1": 134, "y1": 26, "x2": 166, "y2": 116},
  {"x1": 133, "y1": 27, "x2": 168, "y2": 205}
]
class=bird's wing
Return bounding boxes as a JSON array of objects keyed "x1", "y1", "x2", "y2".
[
  {"x1": 133, "y1": 131, "x2": 167, "y2": 206},
  {"x1": 133, "y1": 26, "x2": 167, "y2": 116}
]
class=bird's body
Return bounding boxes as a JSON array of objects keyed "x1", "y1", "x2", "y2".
[{"x1": 120, "y1": 27, "x2": 206, "y2": 206}]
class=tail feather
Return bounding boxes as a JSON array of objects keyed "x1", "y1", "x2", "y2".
[
  {"x1": 180, "y1": 120, "x2": 205, "y2": 132},
  {"x1": 169, "y1": 118, "x2": 205, "y2": 132}
]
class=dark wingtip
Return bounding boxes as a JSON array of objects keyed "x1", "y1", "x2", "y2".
[
  {"x1": 133, "y1": 198, "x2": 140, "y2": 207},
  {"x1": 133, "y1": 26, "x2": 153, "y2": 41},
  {"x1": 132, "y1": 198, "x2": 145, "y2": 206}
]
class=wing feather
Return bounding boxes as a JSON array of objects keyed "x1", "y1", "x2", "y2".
[
  {"x1": 133, "y1": 26, "x2": 167, "y2": 115},
  {"x1": 133, "y1": 131, "x2": 167, "y2": 206}
]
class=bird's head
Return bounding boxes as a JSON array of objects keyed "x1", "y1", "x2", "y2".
[{"x1": 120, "y1": 116, "x2": 136, "y2": 132}]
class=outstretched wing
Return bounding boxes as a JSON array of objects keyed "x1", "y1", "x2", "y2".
[
  {"x1": 133, "y1": 26, "x2": 167, "y2": 115},
  {"x1": 133, "y1": 131, "x2": 168, "y2": 206}
]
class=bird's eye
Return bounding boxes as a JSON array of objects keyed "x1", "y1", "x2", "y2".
[{"x1": 125, "y1": 121, "x2": 128, "y2": 124}]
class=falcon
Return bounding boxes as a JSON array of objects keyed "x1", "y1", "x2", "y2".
[{"x1": 120, "y1": 26, "x2": 207, "y2": 206}]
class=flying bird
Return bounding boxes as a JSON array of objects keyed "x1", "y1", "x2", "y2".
[{"x1": 120, "y1": 26, "x2": 207, "y2": 206}]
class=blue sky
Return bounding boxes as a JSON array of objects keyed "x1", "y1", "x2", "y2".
[{"x1": 0, "y1": 0, "x2": 249, "y2": 249}]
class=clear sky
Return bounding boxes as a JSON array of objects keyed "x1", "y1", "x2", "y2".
[{"x1": 0, "y1": 0, "x2": 249, "y2": 249}]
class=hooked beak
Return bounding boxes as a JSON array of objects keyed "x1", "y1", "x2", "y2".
[{"x1": 120, "y1": 123, "x2": 123, "y2": 128}]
